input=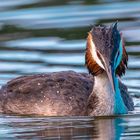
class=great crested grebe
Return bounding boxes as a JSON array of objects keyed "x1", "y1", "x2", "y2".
[{"x1": 0, "y1": 23, "x2": 134, "y2": 116}]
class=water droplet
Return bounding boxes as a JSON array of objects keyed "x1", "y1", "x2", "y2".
[
  {"x1": 70, "y1": 97, "x2": 73, "y2": 100},
  {"x1": 38, "y1": 83, "x2": 41, "y2": 86}
]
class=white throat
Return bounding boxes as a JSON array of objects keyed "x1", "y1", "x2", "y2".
[{"x1": 88, "y1": 71, "x2": 114, "y2": 116}]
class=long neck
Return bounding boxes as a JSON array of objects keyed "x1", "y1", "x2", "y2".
[
  {"x1": 88, "y1": 71, "x2": 127, "y2": 116},
  {"x1": 88, "y1": 72, "x2": 114, "y2": 116}
]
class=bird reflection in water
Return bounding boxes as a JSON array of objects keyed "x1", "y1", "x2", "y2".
[{"x1": 9, "y1": 117, "x2": 124, "y2": 140}]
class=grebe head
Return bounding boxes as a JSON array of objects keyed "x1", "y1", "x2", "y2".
[{"x1": 86, "y1": 22, "x2": 128, "y2": 92}]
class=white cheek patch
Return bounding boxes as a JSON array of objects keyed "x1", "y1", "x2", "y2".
[{"x1": 90, "y1": 39, "x2": 105, "y2": 70}]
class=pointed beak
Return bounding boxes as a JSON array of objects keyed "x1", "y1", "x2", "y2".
[{"x1": 103, "y1": 58, "x2": 115, "y2": 93}]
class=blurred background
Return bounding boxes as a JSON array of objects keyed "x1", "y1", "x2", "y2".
[{"x1": 0, "y1": 0, "x2": 140, "y2": 139}]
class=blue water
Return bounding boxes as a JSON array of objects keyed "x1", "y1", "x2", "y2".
[{"x1": 0, "y1": 0, "x2": 140, "y2": 139}]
